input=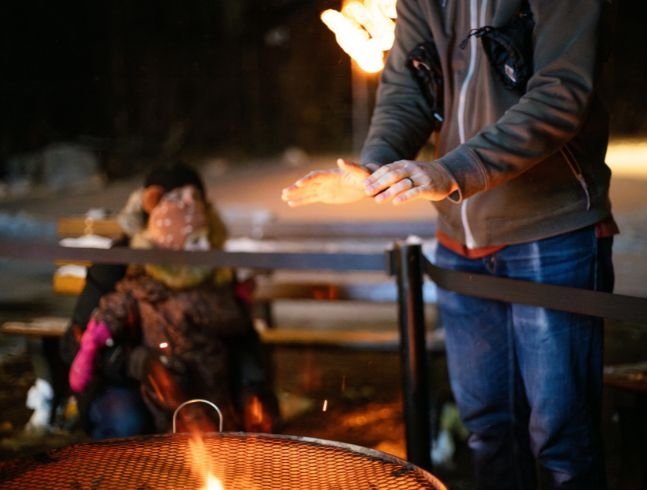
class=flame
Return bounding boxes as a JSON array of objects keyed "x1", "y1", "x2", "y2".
[
  {"x1": 321, "y1": 0, "x2": 397, "y2": 73},
  {"x1": 188, "y1": 434, "x2": 224, "y2": 490},
  {"x1": 203, "y1": 475, "x2": 224, "y2": 490},
  {"x1": 247, "y1": 395, "x2": 264, "y2": 426}
]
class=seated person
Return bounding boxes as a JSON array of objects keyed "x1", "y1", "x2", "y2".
[{"x1": 61, "y1": 163, "x2": 278, "y2": 438}]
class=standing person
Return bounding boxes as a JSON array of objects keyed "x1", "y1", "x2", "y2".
[{"x1": 282, "y1": 1, "x2": 615, "y2": 489}]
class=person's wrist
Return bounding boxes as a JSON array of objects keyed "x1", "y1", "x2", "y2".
[
  {"x1": 430, "y1": 162, "x2": 459, "y2": 197},
  {"x1": 362, "y1": 162, "x2": 380, "y2": 173}
]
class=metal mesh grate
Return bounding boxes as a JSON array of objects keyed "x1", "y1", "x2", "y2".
[{"x1": 0, "y1": 433, "x2": 447, "y2": 489}]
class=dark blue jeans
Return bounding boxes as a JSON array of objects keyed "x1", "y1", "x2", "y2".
[
  {"x1": 88, "y1": 385, "x2": 152, "y2": 439},
  {"x1": 434, "y1": 226, "x2": 613, "y2": 490}
]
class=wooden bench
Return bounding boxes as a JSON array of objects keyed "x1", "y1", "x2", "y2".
[
  {"x1": 0, "y1": 285, "x2": 441, "y2": 351},
  {"x1": 604, "y1": 362, "x2": 647, "y2": 394},
  {"x1": 1, "y1": 215, "x2": 441, "y2": 352}
]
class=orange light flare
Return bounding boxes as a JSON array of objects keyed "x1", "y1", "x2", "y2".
[
  {"x1": 188, "y1": 433, "x2": 224, "y2": 490},
  {"x1": 342, "y1": 1, "x2": 395, "y2": 51},
  {"x1": 606, "y1": 139, "x2": 647, "y2": 178},
  {"x1": 320, "y1": 0, "x2": 397, "y2": 74},
  {"x1": 246, "y1": 394, "x2": 271, "y2": 431}
]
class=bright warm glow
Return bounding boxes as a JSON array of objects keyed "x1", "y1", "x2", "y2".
[
  {"x1": 373, "y1": 0, "x2": 397, "y2": 18},
  {"x1": 203, "y1": 475, "x2": 224, "y2": 490},
  {"x1": 606, "y1": 139, "x2": 647, "y2": 178},
  {"x1": 321, "y1": 0, "x2": 397, "y2": 73},
  {"x1": 247, "y1": 395, "x2": 264, "y2": 426},
  {"x1": 189, "y1": 434, "x2": 224, "y2": 490},
  {"x1": 343, "y1": 2, "x2": 394, "y2": 51}
]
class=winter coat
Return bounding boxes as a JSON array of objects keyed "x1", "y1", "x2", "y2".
[
  {"x1": 93, "y1": 266, "x2": 253, "y2": 410},
  {"x1": 361, "y1": 0, "x2": 614, "y2": 248}
]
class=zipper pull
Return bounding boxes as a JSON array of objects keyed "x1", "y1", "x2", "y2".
[{"x1": 459, "y1": 26, "x2": 494, "y2": 49}]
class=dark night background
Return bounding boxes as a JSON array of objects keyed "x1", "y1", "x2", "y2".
[
  {"x1": 0, "y1": 3, "x2": 646, "y2": 487},
  {"x1": 0, "y1": 0, "x2": 645, "y2": 179},
  {"x1": 0, "y1": 0, "x2": 358, "y2": 179}
]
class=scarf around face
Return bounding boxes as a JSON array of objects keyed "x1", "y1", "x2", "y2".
[
  {"x1": 129, "y1": 232, "x2": 210, "y2": 290},
  {"x1": 143, "y1": 262, "x2": 214, "y2": 290},
  {"x1": 130, "y1": 232, "x2": 233, "y2": 290}
]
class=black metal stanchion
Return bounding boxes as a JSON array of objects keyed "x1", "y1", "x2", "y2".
[{"x1": 390, "y1": 242, "x2": 432, "y2": 470}]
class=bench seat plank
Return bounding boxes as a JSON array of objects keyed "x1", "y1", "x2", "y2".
[
  {"x1": 1, "y1": 317, "x2": 446, "y2": 351},
  {"x1": 1, "y1": 318, "x2": 68, "y2": 337},
  {"x1": 260, "y1": 327, "x2": 445, "y2": 352}
]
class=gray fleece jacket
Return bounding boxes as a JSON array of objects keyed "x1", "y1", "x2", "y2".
[{"x1": 360, "y1": 0, "x2": 613, "y2": 248}]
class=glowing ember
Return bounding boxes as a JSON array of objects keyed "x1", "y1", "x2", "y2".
[
  {"x1": 188, "y1": 434, "x2": 224, "y2": 490},
  {"x1": 321, "y1": 0, "x2": 397, "y2": 73}
]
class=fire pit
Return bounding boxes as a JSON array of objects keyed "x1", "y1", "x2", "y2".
[{"x1": 0, "y1": 433, "x2": 446, "y2": 489}]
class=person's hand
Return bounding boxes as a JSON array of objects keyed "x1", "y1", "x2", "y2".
[
  {"x1": 281, "y1": 159, "x2": 371, "y2": 206},
  {"x1": 68, "y1": 318, "x2": 113, "y2": 393},
  {"x1": 363, "y1": 160, "x2": 458, "y2": 205},
  {"x1": 140, "y1": 355, "x2": 188, "y2": 410}
]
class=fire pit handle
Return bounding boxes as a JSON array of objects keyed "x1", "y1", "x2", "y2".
[{"x1": 172, "y1": 399, "x2": 224, "y2": 433}]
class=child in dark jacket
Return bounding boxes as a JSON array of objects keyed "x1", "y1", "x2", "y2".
[
  {"x1": 64, "y1": 164, "x2": 278, "y2": 437},
  {"x1": 70, "y1": 185, "x2": 249, "y2": 433}
]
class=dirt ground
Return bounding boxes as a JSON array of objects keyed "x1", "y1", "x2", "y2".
[{"x1": 1, "y1": 152, "x2": 647, "y2": 488}]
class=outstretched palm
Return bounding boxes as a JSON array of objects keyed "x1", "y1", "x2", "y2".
[{"x1": 281, "y1": 159, "x2": 371, "y2": 206}]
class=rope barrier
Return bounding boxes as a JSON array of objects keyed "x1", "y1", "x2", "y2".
[
  {"x1": 423, "y1": 257, "x2": 647, "y2": 325},
  {"x1": 0, "y1": 240, "x2": 387, "y2": 272}
]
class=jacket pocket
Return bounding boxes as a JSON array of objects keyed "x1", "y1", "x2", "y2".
[
  {"x1": 406, "y1": 41, "x2": 444, "y2": 132},
  {"x1": 459, "y1": 0, "x2": 534, "y2": 93}
]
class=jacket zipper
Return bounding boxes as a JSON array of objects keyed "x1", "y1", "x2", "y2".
[
  {"x1": 457, "y1": 0, "x2": 488, "y2": 249},
  {"x1": 561, "y1": 144, "x2": 592, "y2": 210}
]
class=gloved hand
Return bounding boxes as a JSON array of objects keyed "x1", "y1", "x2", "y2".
[
  {"x1": 129, "y1": 347, "x2": 188, "y2": 410},
  {"x1": 132, "y1": 350, "x2": 219, "y2": 433},
  {"x1": 142, "y1": 359, "x2": 187, "y2": 411},
  {"x1": 68, "y1": 318, "x2": 112, "y2": 393}
]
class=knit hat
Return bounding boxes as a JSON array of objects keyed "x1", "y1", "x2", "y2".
[
  {"x1": 147, "y1": 186, "x2": 208, "y2": 250},
  {"x1": 117, "y1": 162, "x2": 207, "y2": 237},
  {"x1": 144, "y1": 162, "x2": 205, "y2": 197}
]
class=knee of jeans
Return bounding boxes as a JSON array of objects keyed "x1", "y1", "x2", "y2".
[
  {"x1": 91, "y1": 411, "x2": 148, "y2": 439},
  {"x1": 89, "y1": 388, "x2": 150, "y2": 438}
]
